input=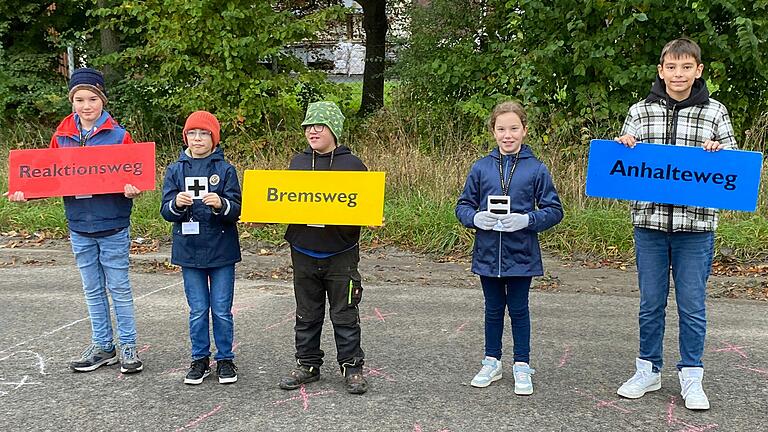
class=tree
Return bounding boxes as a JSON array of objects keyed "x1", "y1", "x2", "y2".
[{"x1": 357, "y1": 0, "x2": 387, "y2": 115}]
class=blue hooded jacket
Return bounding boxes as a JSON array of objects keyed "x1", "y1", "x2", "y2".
[
  {"x1": 50, "y1": 110, "x2": 134, "y2": 233},
  {"x1": 456, "y1": 145, "x2": 563, "y2": 277},
  {"x1": 160, "y1": 147, "x2": 242, "y2": 268}
]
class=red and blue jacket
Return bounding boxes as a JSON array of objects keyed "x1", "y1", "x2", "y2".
[{"x1": 50, "y1": 111, "x2": 135, "y2": 233}]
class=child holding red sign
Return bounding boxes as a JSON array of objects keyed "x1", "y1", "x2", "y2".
[
  {"x1": 160, "y1": 111, "x2": 242, "y2": 385},
  {"x1": 4, "y1": 68, "x2": 144, "y2": 374}
]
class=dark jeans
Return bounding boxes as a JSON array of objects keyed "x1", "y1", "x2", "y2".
[
  {"x1": 291, "y1": 246, "x2": 365, "y2": 370},
  {"x1": 480, "y1": 276, "x2": 532, "y2": 363}
]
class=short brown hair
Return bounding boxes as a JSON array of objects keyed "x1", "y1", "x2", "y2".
[
  {"x1": 659, "y1": 38, "x2": 702, "y2": 65},
  {"x1": 488, "y1": 101, "x2": 527, "y2": 132}
]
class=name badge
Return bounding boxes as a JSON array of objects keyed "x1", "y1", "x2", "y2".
[{"x1": 181, "y1": 221, "x2": 200, "y2": 235}]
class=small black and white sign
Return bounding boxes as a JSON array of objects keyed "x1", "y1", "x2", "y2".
[{"x1": 185, "y1": 177, "x2": 209, "y2": 199}]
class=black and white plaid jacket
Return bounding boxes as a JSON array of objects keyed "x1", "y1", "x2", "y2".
[{"x1": 620, "y1": 77, "x2": 737, "y2": 232}]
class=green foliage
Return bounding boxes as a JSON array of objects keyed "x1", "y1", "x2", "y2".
[
  {"x1": 92, "y1": 0, "x2": 348, "y2": 142},
  {"x1": 396, "y1": 0, "x2": 768, "y2": 135},
  {"x1": 0, "y1": 1, "x2": 87, "y2": 123}
]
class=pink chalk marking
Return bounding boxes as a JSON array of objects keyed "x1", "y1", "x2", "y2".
[
  {"x1": 361, "y1": 308, "x2": 396, "y2": 322},
  {"x1": 413, "y1": 424, "x2": 422, "y2": 432},
  {"x1": 160, "y1": 366, "x2": 188, "y2": 375},
  {"x1": 232, "y1": 341, "x2": 240, "y2": 352},
  {"x1": 558, "y1": 345, "x2": 572, "y2": 368},
  {"x1": 137, "y1": 344, "x2": 151, "y2": 354},
  {"x1": 174, "y1": 404, "x2": 223, "y2": 432},
  {"x1": 265, "y1": 310, "x2": 296, "y2": 330},
  {"x1": 573, "y1": 388, "x2": 632, "y2": 414},
  {"x1": 455, "y1": 321, "x2": 469, "y2": 333},
  {"x1": 667, "y1": 396, "x2": 719, "y2": 432},
  {"x1": 230, "y1": 304, "x2": 254, "y2": 317},
  {"x1": 272, "y1": 384, "x2": 335, "y2": 411},
  {"x1": 364, "y1": 366, "x2": 396, "y2": 382},
  {"x1": 711, "y1": 341, "x2": 748, "y2": 359},
  {"x1": 734, "y1": 364, "x2": 768, "y2": 376}
]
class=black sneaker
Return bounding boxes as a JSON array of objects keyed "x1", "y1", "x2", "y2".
[
  {"x1": 279, "y1": 364, "x2": 320, "y2": 390},
  {"x1": 184, "y1": 357, "x2": 211, "y2": 385},
  {"x1": 69, "y1": 344, "x2": 118, "y2": 372},
  {"x1": 217, "y1": 359, "x2": 238, "y2": 384},
  {"x1": 343, "y1": 366, "x2": 368, "y2": 395}
]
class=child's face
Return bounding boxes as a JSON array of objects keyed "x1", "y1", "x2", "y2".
[
  {"x1": 305, "y1": 124, "x2": 336, "y2": 154},
  {"x1": 185, "y1": 129, "x2": 214, "y2": 158},
  {"x1": 72, "y1": 89, "x2": 104, "y2": 126},
  {"x1": 493, "y1": 112, "x2": 527, "y2": 155},
  {"x1": 657, "y1": 54, "x2": 703, "y2": 101}
]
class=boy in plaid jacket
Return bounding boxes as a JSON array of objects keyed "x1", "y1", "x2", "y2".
[{"x1": 614, "y1": 38, "x2": 736, "y2": 411}]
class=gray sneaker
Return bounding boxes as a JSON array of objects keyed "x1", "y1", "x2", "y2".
[
  {"x1": 69, "y1": 344, "x2": 118, "y2": 372},
  {"x1": 119, "y1": 345, "x2": 144, "y2": 374}
]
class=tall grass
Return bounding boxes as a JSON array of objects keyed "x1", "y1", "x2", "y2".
[{"x1": 1, "y1": 102, "x2": 766, "y2": 262}]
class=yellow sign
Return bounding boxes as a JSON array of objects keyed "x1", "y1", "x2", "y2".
[{"x1": 241, "y1": 170, "x2": 386, "y2": 226}]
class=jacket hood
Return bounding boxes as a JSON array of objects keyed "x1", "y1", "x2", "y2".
[
  {"x1": 301, "y1": 145, "x2": 353, "y2": 157},
  {"x1": 54, "y1": 110, "x2": 117, "y2": 137},
  {"x1": 646, "y1": 76, "x2": 710, "y2": 109},
  {"x1": 489, "y1": 144, "x2": 535, "y2": 161}
]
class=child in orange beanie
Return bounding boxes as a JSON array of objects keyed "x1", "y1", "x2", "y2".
[{"x1": 160, "y1": 111, "x2": 242, "y2": 385}]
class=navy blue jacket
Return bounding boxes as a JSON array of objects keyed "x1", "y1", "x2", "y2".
[
  {"x1": 51, "y1": 111, "x2": 134, "y2": 233},
  {"x1": 456, "y1": 146, "x2": 563, "y2": 277},
  {"x1": 160, "y1": 147, "x2": 242, "y2": 268}
]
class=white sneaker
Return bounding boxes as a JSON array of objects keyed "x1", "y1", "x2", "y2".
[
  {"x1": 470, "y1": 356, "x2": 502, "y2": 388},
  {"x1": 617, "y1": 358, "x2": 661, "y2": 398},
  {"x1": 513, "y1": 362, "x2": 535, "y2": 395},
  {"x1": 679, "y1": 367, "x2": 710, "y2": 410}
]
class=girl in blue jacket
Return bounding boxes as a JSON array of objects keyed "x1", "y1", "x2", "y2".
[
  {"x1": 455, "y1": 101, "x2": 563, "y2": 394},
  {"x1": 160, "y1": 111, "x2": 242, "y2": 385}
]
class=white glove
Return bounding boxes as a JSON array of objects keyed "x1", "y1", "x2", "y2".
[
  {"x1": 497, "y1": 213, "x2": 529, "y2": 232},
  {"x1": 473, "y1": 211, "x2": 500, "y2": 231}
]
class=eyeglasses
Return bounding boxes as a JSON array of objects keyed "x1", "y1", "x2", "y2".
[
  {"x1": 185, "y1": 130, "x2": 212, "y2": 138},
  {"x1": 304, "y1": 124, "x2": 326, "y2": 133}
]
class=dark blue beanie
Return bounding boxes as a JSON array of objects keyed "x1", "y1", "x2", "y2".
[{"x1": 68, "y1": 68, "x2": 108, "y2": 103}]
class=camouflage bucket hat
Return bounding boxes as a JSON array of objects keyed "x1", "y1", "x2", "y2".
[{"x1": 301, "y1": 101, "x2": 345, "y2": 142}]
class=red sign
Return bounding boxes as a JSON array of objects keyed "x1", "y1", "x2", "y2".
[{"x1": 7, "y1": 142, "x2": 156, "y2": 198}]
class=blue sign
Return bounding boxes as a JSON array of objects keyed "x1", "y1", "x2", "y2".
[{"x1": 586, "y1": 139, "x2": 764, "y2": 212}]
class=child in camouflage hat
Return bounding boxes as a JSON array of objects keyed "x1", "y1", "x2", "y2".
[{"x1": 278, "y1": 101, "x2": 369, "y2": 395}]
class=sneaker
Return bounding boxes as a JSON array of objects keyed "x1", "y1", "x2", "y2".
[
  {"x1": 217, "y1": 359, "x2": 238, "y2": 384},
  {"x1": 617, "y1": 358, "x2": 661, "y2": 398},
  {"x1": 342, "y1": 365, "x2": 368, "y2": 395},
  {"x1": 470, "y1": 356, "x2": 502, "y2": 388},
  {"x1": 69, "y1": 344, "x2": 118, "y2": 372},
  {"x1": 679, "y1": 367, "x2": 710, "y2": 410},
  {"x1": 279, "y1": 364, "x2": 320, "y2": 390},
  {"x1": 513, "y1": 362, "x2": 535, "y2": 395},
  {"x1": 184, "y1": 358, "x2": 211, "y2": 385},
  {"x1": 119, "y1": 345, "x2": 144, "y2": 374}
]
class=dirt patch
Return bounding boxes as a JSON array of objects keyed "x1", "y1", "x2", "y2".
[{"x1": 1, "y1": 234, "x2": 765, "y2": 301}]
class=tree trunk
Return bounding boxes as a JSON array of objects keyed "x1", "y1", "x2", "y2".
[
  {"x1": 357, "y1": 0, "x2": 387, "y2": 115},
  {"x1": 97, "y1": 0, "x2": 120, "y2": 85}
]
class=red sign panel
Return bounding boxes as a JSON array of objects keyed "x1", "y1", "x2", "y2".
[{"x1": 7, "y1": 142, "x2": 156, "y2": 199}]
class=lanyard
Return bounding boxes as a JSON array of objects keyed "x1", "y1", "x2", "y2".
[
  {"x1": 311, "y1": 149, "x2": 335, "y2": 170},
  {"x1": 497, "y1": 153, "x2": 519, "y2": 196}
]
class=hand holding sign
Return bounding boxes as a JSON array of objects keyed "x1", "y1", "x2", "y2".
[
  {"x1": 176, "y1": 192, "x2": 193, "y2": 208},
  {"x1": 202, "y1": 193, "x2": 222, "y2": 209},
  {"x1": 3, "y1": 191, "x2": 27, "y2": 202}
]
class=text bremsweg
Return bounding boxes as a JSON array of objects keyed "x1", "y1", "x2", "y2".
[
  {"x1": 267, "y1": 188, "x2": 358, "y2": 207},
  {"x1": 609, "y1": 160, "x2": 737, "y2": 190},
  {"x1": 19, "y1": 162, "x2": 144, "y2": 178}
]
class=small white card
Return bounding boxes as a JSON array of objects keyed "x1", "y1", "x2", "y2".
[
  {"x1": 181, "y1": 221, "x2": 200, "y2": 235},
  {"x1": 487, "y1": 195, "x2": 510, "y2": 215},
  {"x1": 307, "y1": 224, "x2": 326, "y2": 228},
  {"x1": 75, "y1": 195, "x2": 93, "y2": 199},
  {"x1": 185, "y1": 177, "x2": 209, "y2": 200}
]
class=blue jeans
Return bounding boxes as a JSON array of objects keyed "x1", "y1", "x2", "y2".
[
  {"x1": 634, "y1": 227, "x2": 714, "y2": 371},
  {"x1": 70, "y1": 228, "x2": 136, "y2": 348},
  {"x1": 182, "y1": 265, "x2": 235, "y2": 361},
  {"x1": 480, "y1": 276, "x2": 532, "y2": 363}
]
